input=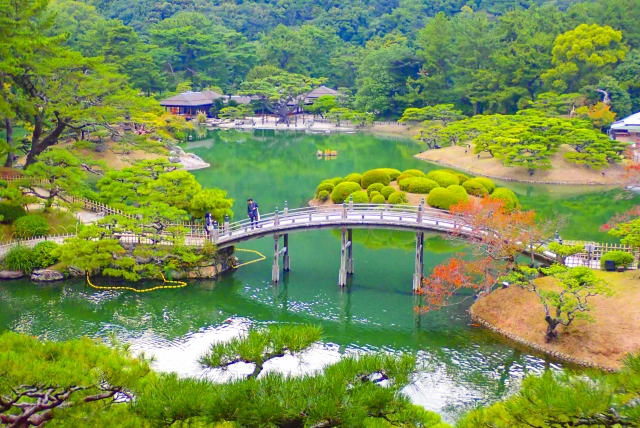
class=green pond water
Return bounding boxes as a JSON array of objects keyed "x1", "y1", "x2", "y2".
[{"x1": 1, "y1": 129, "x2": 638, "y2": 421}]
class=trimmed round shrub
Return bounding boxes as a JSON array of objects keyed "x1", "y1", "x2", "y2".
[
  {"x1": 379, "y1": 168, "x2": 402, "y2": 181},
  {"x1": 600, "y1": 251, "x2": 635, "y2": 269},
  {"x1": 324, "y1": 177, "x2": 344, "y2": 186},
  {"x1": 32, "y1": 241, "x2": 59, "y2": 268},
  {"x1": 427, "y1": 187, "x2": 468, "y2": 210},
  {"x1": 447, "y1": 185, "x2": 469, "y2": 200},
  {"x1": 361, "y1": 169, "x2": 391, "y2": 189},
  {"x1": 456, "y1": 173, "x2": 471, "y2": 184},
  {"x1": 0, "y1": 202, "x2": 27, "y2": 224},
  {"x1": 388, "y1": 191, "x2": 408, "y2": 205},
  {"x1": 345, "y1": 173, "x2": 362, "y2": 184},
  {"x1": 3, "y1": 245, "x2": 37, "y2": 273},
  {"x1": 315, "y1": 182, "x2": 335, "y2": 196},
  {"x1": 401, "y1": 169, "x2": 425, "y2": 177},
  {"x1": 462, "y1": 179, "x2": 489, "y2": 197},
  {"x1": 371, "y1": 194, "x2": 386, "y2": 204},
  {"x1": 398, "y1": 177, "x2": 412, "y2": 191},
  {"x1": 474, "y1": 177, "x2": 496, "y2": 194},
  {"x1": 426, "y1": 171, "x2": 460, "y2": 187},
  {"x1": 331, "y1": 182, "x2": 362, "y2": 203},
  {"x1": 351, "y1": 190, "x2": 369, "y2": 203},
  {"x1": 403, "y1": 177, "x2": 440, "y2": 194},
  {"x1": 317, "y1": 190, "x2": 330, "y2": 201},
  {"x1": 366, "y1": 183, "x2": 385, "y2": 195},
  {"x1": 490, "y1": 188, "x2": 519, "y2": 211},
  {"x1": 14, "y1": 215, "x2": 49, "y2": 238},
  {"x1": 369, "y1": 191, "x2": 382, "y2": 199},
  {"x1": 380, "y1": 186, "x2": 395, "y2": 199}
]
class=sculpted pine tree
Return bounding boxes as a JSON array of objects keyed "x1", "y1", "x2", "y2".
[
  {"x1": 135, "y1": 325, "x2": 450, "y2": 427},
  {"x1": 240, "y1": 70, "x2": 324, "y2": 124},
  {"x1": 504, "y1": 264, "x2": 613, "y2": 341},
  {"x1": 0, "y1": 332, "x2": 151, "y2": 428}
]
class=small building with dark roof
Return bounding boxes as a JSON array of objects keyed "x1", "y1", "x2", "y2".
[
  {"x1": 160, "y1": 90, "x2": 224, "y2": 116},
  {"x1": 305, "y1": 86, "x2": 341, "y2": 102}
]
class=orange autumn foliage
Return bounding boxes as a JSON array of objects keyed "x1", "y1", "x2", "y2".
[{"x1": 418, "y1": 197, "x2": 554, "y2": 313}]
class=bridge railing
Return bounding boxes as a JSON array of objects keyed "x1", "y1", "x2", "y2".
[{"x1": 216, "y1": 203, "x2": 457, "y2": 240}]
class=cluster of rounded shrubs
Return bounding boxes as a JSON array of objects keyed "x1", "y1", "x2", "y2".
[
  {"x1": 314, "y1": 168, "x2": 409, "y2": 206},
  {"x1": 313, "y1": 168, "x2": 519, "y2": 211}
]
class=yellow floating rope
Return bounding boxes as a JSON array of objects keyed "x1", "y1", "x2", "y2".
[
  {"x1": 84, "y1": 248, "x2": 266, "y2": 293},
  {"x1": 86, "y1": 271, "x2": 187, "y2": 293},
  {"x1": 234, "y1": 248, "x2": 266, "y2": 268}
]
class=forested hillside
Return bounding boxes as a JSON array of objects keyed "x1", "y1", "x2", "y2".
[
  {"x1": 46, "y1": 0, "x2": 639, "y2": 119},
  {"x1": 51, "y1": 0, "x2": 640, "y2": 117}
]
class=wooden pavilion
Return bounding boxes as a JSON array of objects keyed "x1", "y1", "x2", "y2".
[{"x1": 160, "y1": 90, "x2": 224, "y2": 117}]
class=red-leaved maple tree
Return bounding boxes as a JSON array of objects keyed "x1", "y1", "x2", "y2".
[{"x1": 418, "y1": 198, "x2": 556, "y2": 312}]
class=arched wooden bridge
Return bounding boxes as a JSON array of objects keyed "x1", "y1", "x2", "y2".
[
  {"x1": 0, "y1": 202, "x2": 560, "y2": 291},
  {"x1": 210, "y1": 202, "x2": 474, "y2": 290}
]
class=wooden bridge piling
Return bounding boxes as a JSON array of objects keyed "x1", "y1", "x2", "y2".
[
  {"x1": 283, "y1": 234, "x2": 290, "y2": 272},
  {"x1": 272, "y1": 233, "x2": 280, "y2": 282},
  {"x1": 413, "y1": 232, "x2": 424, "y2": 292},
  {"x1": 347, "y1": 229, "x2": 354, "y2": 275}
]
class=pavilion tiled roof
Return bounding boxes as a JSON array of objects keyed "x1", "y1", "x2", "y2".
[
  {"x1": 160, "y1": 91, "x2": 224, "y2": 107},
  {"x1": 305, "y1": 86, "x2": 341, "y2": 100}
]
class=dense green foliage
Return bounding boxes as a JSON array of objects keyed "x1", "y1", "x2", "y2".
[
  {"x1": 399, "y1": 177, "x2": 440, "y2": 194},
  {"x1": 366, "y1": 183, "x2": 385, "y2": 195},
  {"x1": 32, "y1": 241, "x2": 60, "y2": 268},
  {"x1": 0, "y1": 202, "x2": 26, "y2": 224},
  {"x1": 600, "y1": 250, "x2": 636, "y2": 269},
  {"x1": 458, "y1": 352, "x2": 640, "y2": 427},
  {"x1": 331, "y1": 182, "x2": 362, "y2": 204},
  {"x1": 426, "y1": 171, "x2": 460, "y2": 187},
  {"x1": 0, "y1": 331, "x2": 152, "y2": 427},
  {"x1": 351, "y1": 190, "x2": 369, "y2": 203},
  {"x1": 490, "y1": 188, "x2": 520, "y2": 211},
  {"x1": 317, "y1": 190, "x2": 330, "y2": 202},
  {"x1": 473, "y1": 177, "x2": 497, "y2": 194},
  {"x1": 316, "y1": 182, "x2": 335, "y2": 197},
  {"x1": 427, "y1": 187, "x2": 468, "y2": 210},
  {"x1": 388, "y1": 191, "x2": 408, "y2": 205},
  {"x1": 379, "y1": 168, "x2": 402, "y2": 180},
  {"x1": 0, "y1": 328, "x2": 454, "y2": 427},
  {"x1": 462, "y1": 179, "x2": 489, "y2": 196},
  {"x1": 3, "y1": 245, "x2": 38, "y2": 273},
  {"x1": 345, "y1": 173, "x2": 362, "y2": 184},
  {"x1": 380, "y1": 186, "x2": 396, "y2": 199},
  {"x1": 361, "y1": 169, "x2": 391, "y2": 189},
  {"x1": 97, "y1": 159, "x2": 233, "y2": 222},
  {"x1": 13, "y1": 215, "x2": 49, "y2": 238},
  {"x1": 371, "y1": 194, "x2": 386, "y2": 204}
]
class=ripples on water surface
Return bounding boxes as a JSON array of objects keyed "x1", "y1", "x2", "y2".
[{"x1": 0, "y1": 130, "x2": 630, "y2": 421}]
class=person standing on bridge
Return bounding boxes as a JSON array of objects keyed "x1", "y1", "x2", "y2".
[
  {"x1": 248, "y1": 198, "x2": 260, "y2": 229},
  {"x1": 204, "y1": 212, "x2": 213, "y2": 236}
]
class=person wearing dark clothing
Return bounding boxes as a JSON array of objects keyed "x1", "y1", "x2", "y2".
[
  {"x1": 247, "y1": 199, "x2": 259, "y2": 228},
  {"x1": 204, "y1": 212, "x2": 213, "y2": 236}
]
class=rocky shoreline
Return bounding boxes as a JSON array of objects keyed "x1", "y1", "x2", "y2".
[{"x1": 167, "y1": 144, "x2": 210, "y2": 171}]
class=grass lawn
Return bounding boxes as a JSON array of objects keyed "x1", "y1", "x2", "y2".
[
  {"x1": 471, "y1": 269, "x2": 640, "y2": 370},
  {"x1": 0, "y1": 209, "x2": 80, "y2": 242}
]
